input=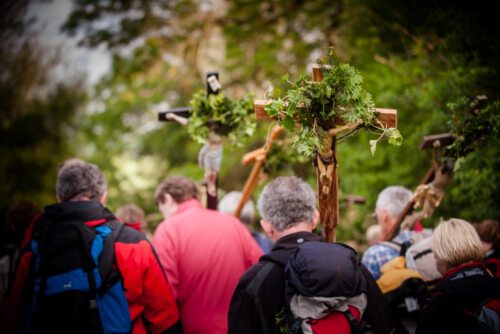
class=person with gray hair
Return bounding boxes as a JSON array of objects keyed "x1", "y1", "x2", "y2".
[
  {"x1": 218, "y1": 191, "x2": 273, "y2": 253},
  {"x1": 0, "y1": 158, "x2": 182, "y2": 333},
  {"x1": 228, "y1": 176, "x2": 321, "y2": 333},
  {"x1": 362, "y1": 185, "x2": 415, "y2": 280}
]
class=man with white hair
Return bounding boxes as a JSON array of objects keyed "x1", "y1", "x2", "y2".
[
  {"x1": 362, "y1": 185, "x2": 414, "y2": 280},
  {"x1": 228, "y1": 176, "x2": 321, "y2": 334}
]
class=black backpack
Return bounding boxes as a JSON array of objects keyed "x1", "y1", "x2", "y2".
[
  {"x1": 251, "y1": 242, "x2": 395, "y2": 334},
  {"x1": 23, "y1": 217, "x2": 131, "y2": 334}
]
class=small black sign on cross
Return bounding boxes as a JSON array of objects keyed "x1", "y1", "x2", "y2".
[{"x1": 158, "y1": 71, "x2": 221, "y2": 210}]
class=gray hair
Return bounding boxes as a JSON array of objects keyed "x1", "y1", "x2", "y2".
[
  {"x1": 218, "y1": 191, "x2": 255, "y2": 225},
  {"x1": 375, "y1": 185, "x2": 412, "y2": 219},
  {"x1": 257, "y1": 176, "x2": 316, "y2": 232},
  {"x1": 56, "y1": 159, "x2": 107, "y2": 202}
]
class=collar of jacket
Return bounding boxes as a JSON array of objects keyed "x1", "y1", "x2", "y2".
[
  {"x1": 173, "y1": 198, "x2": 202, "y2": 216},
  {"x1": 42, "y1": 201, "x2": 115, "y2": 226},
  {"x1": 441, "y1": 261, "x2": 490, "y2": 282},
  {"x1": 272, "y1": 231, "x2": 321, "y2": 252}
]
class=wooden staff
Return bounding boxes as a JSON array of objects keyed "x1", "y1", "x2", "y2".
[{"x1": 233, "y1": 126, "x2": 282, "y2": 218}]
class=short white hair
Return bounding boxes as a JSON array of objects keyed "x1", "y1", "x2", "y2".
[
  {"x1": 257, "y1": 176, "x2": 316, "y2": 232},
  {"x1": 218, "y1": 191, "x2": 255, "y2": 225},
  {"x1": 375, "y1": 186, "x2": 412, "y2": 219}
]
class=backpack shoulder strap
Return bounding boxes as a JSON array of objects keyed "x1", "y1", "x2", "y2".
[
  {"x1": 246, "y1": 249, "x2": 291, "y2": 334},
  {"x1": 260, "y1": 249, "x2": 290, "y2": 268},
  {"x1": 98, "y1": 220, "x2": 125, "y2": 290},
  {"x1": 380, "y1": 240, "x2": 412, "y2": 256}
]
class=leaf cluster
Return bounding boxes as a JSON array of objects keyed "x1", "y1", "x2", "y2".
[
  {"x1": 263, "y1": 139, "x2": 309, "y2": 176},
  {"x1": 265, "y1": 49, "x2": 402, "y2": 157},
  {"x1": 446, "y1": 97, "x2": 500, "y2": 170},
  {"x1": 187, "y1": 91, "x2": 256, "y2": 145}
]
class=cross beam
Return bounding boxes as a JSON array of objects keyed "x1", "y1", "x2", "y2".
[{"x1": 254, "y1": 64, "x2": 398, "y2": 242}]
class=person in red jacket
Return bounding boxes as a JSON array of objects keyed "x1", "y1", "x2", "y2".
[
  {"x1": 153, "y1": 175, "x2": 263, "y2": 334},
  {"x1": 0, "y1": 159, "x2": 182, "y2": 334}
]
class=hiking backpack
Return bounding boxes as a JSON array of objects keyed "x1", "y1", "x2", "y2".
[
  {"x1": 255, "y1": 242, "x2": 377, "y2": 334},
  {"x1": 23, "y1": 218, "x2": 131, "y2": 334}
]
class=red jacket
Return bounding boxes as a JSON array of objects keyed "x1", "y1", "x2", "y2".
[{"x1": 1, "y1": 201, "x2": 181, "y2": 334}]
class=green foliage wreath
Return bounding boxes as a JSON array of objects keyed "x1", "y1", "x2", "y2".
[
  {"x1": 187, "y1": 91, "x2": 256, "y2": 145},
  {"x1": 264, "y1": 49, "x2": 402, "y2": 157}
]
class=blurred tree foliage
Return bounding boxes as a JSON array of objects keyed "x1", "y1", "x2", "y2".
[
  {"x1": 0, "y1": 0, "x2": 86, "y2": 243},
  {"x1": 59, "y1": 0, "x2": 499, "y2": 241}
]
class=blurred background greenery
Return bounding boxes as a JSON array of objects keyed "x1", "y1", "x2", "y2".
[{"x1": 1, "y1": 0, "x2": 499, "y2": 246}]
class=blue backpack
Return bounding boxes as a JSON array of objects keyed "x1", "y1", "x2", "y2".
[{"x1": 24, "y1": 218, "x2": 132, "y2": 334}]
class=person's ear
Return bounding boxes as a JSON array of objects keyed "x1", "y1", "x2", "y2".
[
  {"x1": 99, "y1": 192, "x2": 108, "y2": 205},
  {"x1": 260, "y1": 219, "x2": 274, "y2": 238},
  {"x1": 311, "y1": 209, "x2": 320, "y2": 231}
]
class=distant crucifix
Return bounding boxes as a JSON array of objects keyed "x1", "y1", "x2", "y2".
[
  {"x1": 158, "y1": 72, "x2": 222, "y2": 209},
  {"x1": 254, "y1": 65, "x2": 398, "y2": 242},
  {"x1": 386, "y1": 95, "x2": 488, "y2": 240}
]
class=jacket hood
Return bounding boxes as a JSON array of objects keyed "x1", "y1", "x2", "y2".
[{"x1": 285, "y1": 241, "x2": 367, "y2": 298}]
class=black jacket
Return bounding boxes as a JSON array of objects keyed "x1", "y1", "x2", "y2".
[
  {"x1": 416, "y1": 262, "x2": 500, "y2": 334},
  {"x1": 228, "y1": 232, "x2": 395, "y2": 334}
]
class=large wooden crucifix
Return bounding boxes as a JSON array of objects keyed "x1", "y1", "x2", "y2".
[
  {"x1": 254, "y1": 65, "x2": 398, "y2": 242},
  {"x1": 158, "y1": 71, "x2": 222, "y2": 210}
]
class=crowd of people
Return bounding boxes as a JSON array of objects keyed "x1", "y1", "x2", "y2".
[{"x1": 0, "y1": 158, "x2": 499, "y2": 333}]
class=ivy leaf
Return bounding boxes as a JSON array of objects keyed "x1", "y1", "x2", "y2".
[
  {"x1": 369, "y1": 140, "x2": 377, "y2": 156},
  {"x1": 387, "y1": 128, "x2": 403, "y2": 146},
  {"x1": 271, "y1": 87, "x2": 282, "y2": 99},
  {"x1": 282, "y1": 116, "x2": 295, "y2": 131},
  {"x1": 281, "y1": 73, "x2": 289, "y2": 83},
  {"x1": 326, "y1": 85, "x2": 332, "y2": 98},
  {"x1": 453, "y1": 157, "x2": 465, "y2": 172},
  {"x1": 265, "y1": 100, "x2": 280, "y2": 116}
]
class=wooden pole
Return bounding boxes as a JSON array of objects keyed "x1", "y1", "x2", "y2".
[{"x1": 234, "y1": 126, "x2": 282, "y2": 218}]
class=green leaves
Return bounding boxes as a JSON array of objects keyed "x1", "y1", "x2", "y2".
[
  {"x1": 369, "y1": 140, "x2": 378, "y2": 156},
  {"x1": 187, "y1": 91, "x2": 255, "y2": 145},
  {"x1": 262, "y1": 50, "x2": 399, "y2": 157},
  {"x1": 387, "y1": 128, "x2": 403, "y2": 146},
  {"x1": 265, "y1": 99, "x2": 285, "y2": 117},
  {"x1": 282, "y1": 116, "x2": 295, "y2": 131}
]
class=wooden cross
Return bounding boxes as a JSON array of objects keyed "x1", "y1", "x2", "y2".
[
  {"x1": 158, "y1": 71, "x2": 221, "y2": 210},
  {"x1": 385, "y1": 133, "x2": 454, "y2": 240},
  {"x1": 233, "y1": 125, "x2": 282, "y2": 218},
  {"x1": 254, "y1": 65, "x2": 397, "y2": 242},
  {"x1": 386, "y1": 95, "x2": 489, "y2": 240}
]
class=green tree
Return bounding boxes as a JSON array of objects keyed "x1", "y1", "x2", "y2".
[{"x1": 0, "y1": 0, "x2": 86, "y2": 230}]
